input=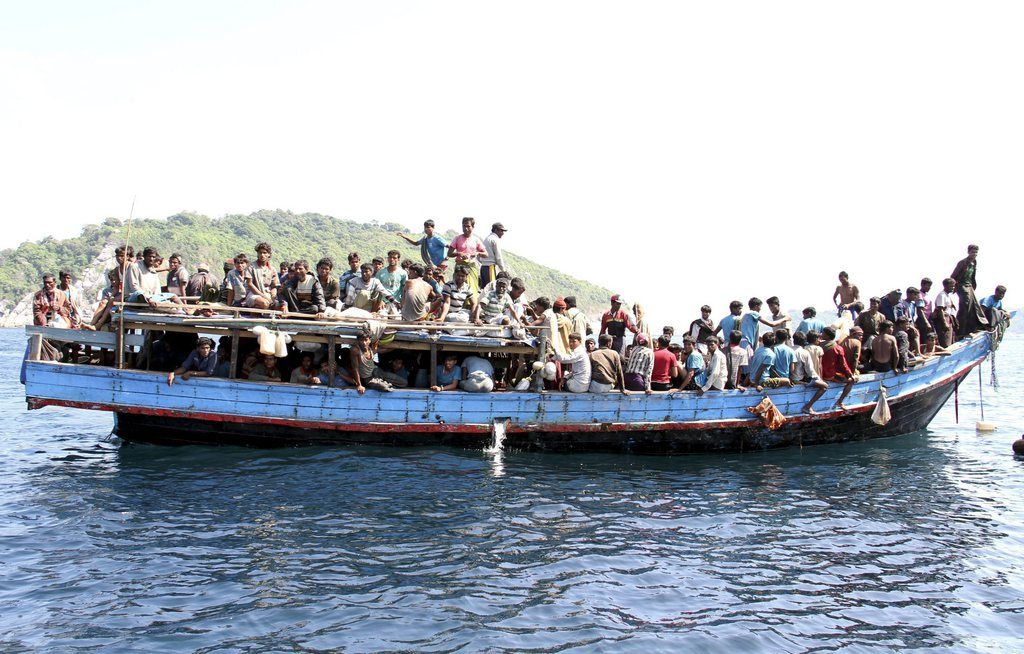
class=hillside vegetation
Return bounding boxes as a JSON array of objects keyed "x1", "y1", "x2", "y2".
[{"x1": 0, "y1": 210, "x2": 609, "y2": 313}]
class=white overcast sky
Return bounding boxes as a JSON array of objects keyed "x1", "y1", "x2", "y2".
[{"x1": 2, "y1": 1, "x2": 1022, "y2": 326}]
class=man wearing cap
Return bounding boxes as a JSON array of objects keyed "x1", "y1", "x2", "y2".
[
  {"x1": 879, "y1": 289, "x2": 902, "y2": 323},
  {"x1": 600, "y1": 294, "x2": 638, "y2": 357},
  {"x1": 185, "y1": 262, "x2": 220, "y2": 302},
  {"x1": 479, "y1": 222, "x2": 508, "y2": 287}
]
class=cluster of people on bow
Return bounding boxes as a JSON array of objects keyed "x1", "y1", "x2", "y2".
[{"x1": 541, "y1": 244, "x2": 1008, "y2": 414}]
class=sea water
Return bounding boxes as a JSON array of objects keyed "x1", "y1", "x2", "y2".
[{"x1": 1, "y1": 329, "x2": 1022, "y2": 652}]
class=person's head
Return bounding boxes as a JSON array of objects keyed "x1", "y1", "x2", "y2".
[
  {"x1": 58, "y1": 270, "x2": 72, "y2": 286},
  {"x1": 136, "y1": 252, "x2": 144, "y2": 261},
  {"x1": 657, "y1": 335, "x2": 671, "y2": 349},
  {"x1": 821, "y1": 326, "x2": 836, "y2": 342},
  {"x1": 197, "y1": 337, "x2": 214, "y2": 358},
  {"x1": 360, "y1": 263, "x2": 374, "y2": 281},
  {"x1": 838, "y1": 271, "x2": 849, "y2": 283},
  {"x1": 887, "y1": 289, "x2": 901, "y2": 303},
  {"x1": 387, "y1": 250, "x2": 400, "y2": 267},
  {"x1": 347, "y1": 252, "x2": 361, "y2": 269},
  {"x1": 115, "y1": 245, "x2": 133, "y2": 265},
  {"x1": 423, "y1": 219, "x2": 435, "y2": 236},
  {"x1": 433, "y1": 266, "x2": 446, "y2": 283},
  {"x1": 262, "y1": 354, "x2": 277, "y2": 369},
  {"x1": 729, "y1": 330, "x2": 742, "y2": 346},
  {"x1": 553, "y1": 298, "x2": 568, "y2": 314},
  {"x1": 299, "y1": 352, "x2": 314, "y2": 369},
  {"x1": 730, "y1": 300, "x2": 743, "y2": 316},
  {"x1": 356, "y1": 329, "x2": 371, "y2": 350},
  {"x1": 372, "y1": 257, "x2": 384, "y2": 271},
  {"x1": 668, "y1": 342, "x2": 684, "y2": 359},
  {"x1": 766, "y1": 297, "x2": 780, "y2": 312},
  {"x1": 802, "y1": 306, "x2": 816, "y2": 318},
  {"x1": 389, "y1": 357, "x2": 405, "y2": 371},
  {"x1": 705, "y1": 336, "x2": 719, "y2": 353},
  {"x1": 700, "y1": 305, "x2": 712, "y2": 318},
  {"x1": 280, "y1": 261, "x2": 289, "y2": 273},
  {"x1": 168, "y1": 254, "x2": 182, "y2": 270},
  {"x1": 461, "y1": 216, "x2": 475, "y2": 236},
  {"x1": 682, "y1": 335, "x2": 695, "y2": 353},
  {"x1": 532, "y1": 296, "x2": 551, "y2": 313},
  {"x1": 942, "y1": 277, "x2": 956, "y2": 292},
  {"x1": 610, "y1": 293, "x2": 623, "y2": 309},
  {"x1": 967, "y1": 244, "x2": 979, "y2": 261},
  {"x1": 850, "y1": 326, "x2": 864, "y2": 340},
  {"x1": 107, "y1": 268, "x2": 120, "y2": 288},
  {"x1": 510, "y1": 277, "x2": 526, "y2": 298},
  {"x1": 196, "y1": 262, "x2": 210, "y2": 273},
  {"x1": 401, "y1": 259, "x2": 413, "y2": 271},
  {"x1": 895, "y1": 316, "x2": 909, "y2": 331},
  {"x1": 748, "y1": 297, "x2": 762, "y2": 310},
  {"x1": 633, "y1": 303, "x2": 645, "y2": 318},
  {"x1": 409, "y1": 263, "x2": 425, "y2": 279},
  {"x1": 879, "y1": 320, "x2": 893, "y2": 334},
  {"x1": 316, "y1": 257, "x2": 333, "y2": 278},
  {"x1": 851, "y1": 301, "x2": 864, "y2": 312},
  {"x1": 495, "y1": 278, "x2": 509, "y2": 295},
  {"x1": 906, "y1": 286, "x2": 919, "y2": 299},
  {"x1": 564, "y1": 296, "x2": 578, "y2": 309},
  {"x1": 995, "y1": 285, "x2": 1007, "y2": 299},
  {"x1": 793, "y1": 331, "x2": 807, "y2": 347},
  {"x1": 255, "y1": 242, "x2": 272, "y2": 263},
  {"x1": 443, "y1": 353, "x2": 458, "y2": 371},
  {"x1": 634, "y1": 334, "x2": 649, "y2": 348},
  {"x1": 920, "y1": 277, "x2": 933, "y2": 293},
  {"x1": 761, "y1": 332, "x2": 776, "y2": 347},
  {"x1": 223, "y1": 259, "x2": 233, "y2": 274},
  {"x1": 775, "y1": 328, "x2": 789, "y2": 344},
  {"x1": 143, "y1": 247, "x2": 160, "y2": 267},
  {"x1": 491, "y1": 222, "x2": 507, "y2": 237},
  {"x1": 453, "y1": 265, "x2": 469, "y2": 286},
  {"x1": 293, "y1": 259, "x2": 309, "y2": 280},
  {"x1": 663, "y1": 325, "x2": 675, "y2": 337},
  {"x1": 806, "y1": 330, "x2": 820, "y2": 345},
  {"x1": 585, "y1": 338, "x2": 597, "y2": 352},
  {"x1": 926, "y1": 332, "x2": 938, "y2": 345},
  {"x1": 598, "y1": 333, "x2": 613, "y2": 349},
  {"x1": 568, "y1": 332, "x2": 583, "y2": 349},
  {"x1": 42, "y1": 273, "x2": 56, "y2": 290},
  {"x1": 869, "y1": 296, "x2": 881, "y2": 310},
  {"x1": 233, "y1": 253, "x2": 248, "y2": 272}
]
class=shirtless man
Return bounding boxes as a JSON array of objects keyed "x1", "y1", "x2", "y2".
[
  {"x1": 870, "y1": 321, "x2": 900, "y2": 374},
  {"x1": 832, "y1": 271, "x2": 860, "y2": 316}
]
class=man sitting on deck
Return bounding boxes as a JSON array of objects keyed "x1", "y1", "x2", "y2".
[
  {"x1": 832, "y1": 271, "x2": 860, "y2": 317},
  {"x1": 980, "y1": 285, "x2": 1008, "y2": 327},
  {"x1": 672, "y1": 336, "x2": 704, "y2": 392},
  {"x1": 290, "y1": 352, "x2": 322, "y2": 385},
  {"x1": 792, "y1": 331, "x2": 830, "y2": 414},
  {"x1": 870, "y1": 321, "x2": 901, "y2": 374},
  {"x1": 820, "y1": 326, "x2": 857, "y2": 410},
  {"x1": 695, "y1": 335, "x2": 728, "y2": 394},
  {"x1": 375, "y1": 250, "x2": 408, "y2": 306},
  {"x1": 33, "y1": 273, "x2": 72, "y2": 328},
  {"x1": 474, "y1": 277, "x2": 515, "y2": 326},
  {"x1": 431, "y1": 354, "x2": 463, "y2": 392},
  {"x1": 167, "y1": 338, "x2": 217, "y2": 386},
  {"x1": 316, "y1": 258, "x2": 342, "y2": 310},
  {"x1": 749, "y1": 332, "x2": 791, "y2": 392},
  {"x1": 339, "y1": 252, "x2": 361, "y2": 297},
  {"x1": 244, "y1": 242, "x2": 280, "y2": 310},
  {"x1": 438, "y1": 265, "x2": 477, "y2": 324},
  {"x1": 344, "y1": 263, "x2": 390, "y2": 312},
  {"x1": 588, "y1": 333, "x2": 627, "y2": 394},
  {"x1": 401, "y1": 263, "x2": 437, "y2": 322},
  {"x1": 278, "y1": 260, "x2": 326, "y2": 316},
  {"x1": 550, "y1": 333, "x2": 591, "y2": 393},
  {"x1": 124, "y1": 247, "x2": 186, "y2": 311}
]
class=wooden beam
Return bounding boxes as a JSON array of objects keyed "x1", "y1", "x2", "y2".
[
  {"x1": 229, "y1": 329, "x2": 239, "y2": 380},
  {"x1": 429, "y1": 343, "x2": 437, "y2": 387},
  {"x1": 115, "y1": 315, "x2": 125, "y2": 369},
  {"x1": 29, "y1": 334, "x2": 43, "y2": 361},
  {"x1": 24, "y1": 326, "x2": 145, "y2": 348},
  {"x1": 327, "y1": 335, "x2": 337, "y2": 388}
]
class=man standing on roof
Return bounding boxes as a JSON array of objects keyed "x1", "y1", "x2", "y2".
[
  {"x1": 951, "y1": 244, "x2": 989, "y2": 337},
  {"x1": 600, "y1": 294, "x2": 638, "y2": 357},
  {"x1": 479, "y1": 222, "x2": 508, "y2": 287},
  {"x1": 399, "y1": 219, "x2": 449, "y2": 268},
  {"x1": 447, "y1": 217, "x2": 487, "y2": 293}
]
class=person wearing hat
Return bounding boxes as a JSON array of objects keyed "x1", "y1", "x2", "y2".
[
  {"x1": 623, "y1": 333, "x2": 654, "y2": 393},
  {"x1": 552, "y1": 297, "x2": 573, "y2": 354},
  {"x1": 479, "y1": 222, "x2": 508, "y2": 288},
  {"x1": 600, "y1": 294, "x2": 638, "y2": 358},
  {"x1": 185, "y1": 262, "x2": 220, "y2": 303}
]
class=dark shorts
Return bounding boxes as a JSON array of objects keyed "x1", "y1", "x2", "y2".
[
  {"x1": 624, "y1": 372, "x2": 647, "y2": 392},
  {"x1": 872, "y1": 360, "x2": 894, "y2": 373},
  {"x1": 479, "y1": 265, "x2": 496, "y2": 287},
  {"x1": 650, "y1": 381, "x2": 672, "y2": 391}
]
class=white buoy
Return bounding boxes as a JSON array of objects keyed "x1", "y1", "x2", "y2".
[{"x1": 976, "y1": 421, "x2": 997, "y2": 432}]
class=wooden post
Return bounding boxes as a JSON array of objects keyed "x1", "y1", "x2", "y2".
[
  {"x1": 29, "y1": 334, "x2": 43, "y2": 361},
  {"x1": 327, "y1": 335, "x2": 337, "y2": 387},
  {"x1": 115, "y1": 314, "x2": 125, "y2": 369},
  {"x1": 229, "y1": 329, "x2": 239, "y2": 379},
  {"x1": 537, "y1": 331, "x2": 548, "y2": 362},
  {"x1": 429, "y1": 343, "x2": 438, "y2": 387},
  {"x1": 143, "y1": 331, "x2": 153, "y2": 371}
]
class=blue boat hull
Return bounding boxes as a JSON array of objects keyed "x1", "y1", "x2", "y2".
[{"x1": 24, "y1": 333, "x2": 990, "y2": 453}]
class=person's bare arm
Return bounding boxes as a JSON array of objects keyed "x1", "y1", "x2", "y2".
[
  {"x1": 438, "y1": 296, "x2": 452, "y2": 323},
  {"x1": 399, "y1": 234, "x2": 420, "y2": 246},
  {"x1": 350, "y1": 349, "x2": 365, "y2": 393}
]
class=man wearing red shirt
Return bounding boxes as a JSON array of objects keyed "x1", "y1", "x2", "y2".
[
  {"x1": 820, "y1": 326, "x2": 857, "y2": 410},
  {"x1": 600, "y1": 294, "x2": 638, "y2": 357},
  {"x1": 650, "y1": 335, "x2": 678, "y2": 391}
]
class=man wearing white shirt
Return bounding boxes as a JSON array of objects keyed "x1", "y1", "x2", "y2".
[
  {"x1": 552, "y1": 332, "x2": 591, "y2": 393},
  {"x1": 932, "y1": 277, "x2": 959, "y2": 347},
  {"x1": 479, "y1": 222, "x2": 508, "y2": 287},
  {"x1": 696, "y1": 336, "x2": 728, "y2": 393}
]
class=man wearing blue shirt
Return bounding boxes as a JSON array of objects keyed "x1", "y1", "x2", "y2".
[
  {"x1": 673, "y1": 336, "x2": 705, "y2": 392},
  {"x1": 399, "y1": 219, "x2": 449, "y2": 268},
  {"x1": 749, "y1": 332, "x2": 792, "y2": 390},
  {"x1": 795, "y1": 307, "x2": 828, "y2": 336},
  {"x1": 772, "y1": 329, "x2": 796, "y2": 381},
  {"x1": 980, "y1": 285, "x2": 1007, "y2": 326},
  {"x1": 741, "y1": 297, "x2": 789, "y2": 351},
  {"x1": 714, "y1": 300, "x2": 743, "y2": 344}
]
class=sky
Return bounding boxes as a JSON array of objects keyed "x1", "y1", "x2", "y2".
[{"x1": 2, "y1": 1, "x2": 1022, "y2": 326}]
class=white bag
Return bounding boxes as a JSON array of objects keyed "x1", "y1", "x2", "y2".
[{"x1": 871, "y1": 386, "x2": 891, "y2": 426}]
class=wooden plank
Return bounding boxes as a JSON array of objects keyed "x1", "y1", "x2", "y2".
[
  {"x1": 115, "y1": 315, "x2": 125, "y2": 369},
  {"x1": 24, "y1": 326, "x2": 146, "y2": 349},
  {"x1": 29, "y1": 334, "x2": 42, "y2": 361},
  {"x1": 429, "y1": 343, "x2": 437, "y2": 387}
]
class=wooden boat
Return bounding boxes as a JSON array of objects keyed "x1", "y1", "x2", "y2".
[{"x1": 21, "y1": 305, "x2": 996, "y2": 453}]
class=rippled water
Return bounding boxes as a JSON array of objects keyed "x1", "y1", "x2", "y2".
[{"x1": 2, "y1": 329, "x2": 1023, "y2": 653}]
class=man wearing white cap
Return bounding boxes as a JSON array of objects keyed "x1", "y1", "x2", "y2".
[{"x1": 479, "y1": 222, "x2": 508, "y2": 287}]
